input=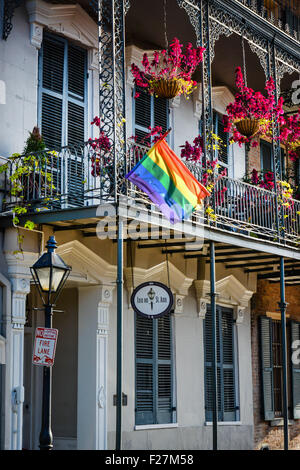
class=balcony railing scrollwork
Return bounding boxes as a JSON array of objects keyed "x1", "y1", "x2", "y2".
[{"x1": 1, "y1": 140, "x2": 300, "y2": 247}]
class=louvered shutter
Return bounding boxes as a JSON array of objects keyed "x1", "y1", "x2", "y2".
[
  {"x1": 204, "y1": 305, "x2": 222, "y2": 421},
  {"x1": 214, "y1": 112, "x2": 229, "y2": 174},
  {"x1": 204, "y1": 305, "x2": 237, "y2": 422},
  {"x1": 135, "y1": 313, "x2": 173, "y2": 425},
  {"x1": 135, "y1": 314, "x2": 154, "y2": 425},
  {"x1": 221, "y1": 308, "x2": 236, "y2": 421},
  {"x1": 154, "y1": 95, "x2": 168, "y2": 135},
  {"x1": 291, "y1": 321, "x2": 300, "y2": 419},
  {"x1": 41, "y1": 37, "x2": 64, "y2": 150},
  {"x1": 39, "y1": 35, "x2": 87, "y2": 207},
  {"x1": 157, "y1": 315, "x2": 172, "y2": 424},
  {"x1": 134, "y1": 86, "x2": 168, "y2": 145},
  {"x1": 66, "y1": 44, "x2": 86, "y2": 206},
  {"x1": 259, "y1": 316, "x2": 275, "y2": 420}
]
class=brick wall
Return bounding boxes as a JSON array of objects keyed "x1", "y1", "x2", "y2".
[{"x1": 252, "y1": 279, "x2": 300, "y2": 450}]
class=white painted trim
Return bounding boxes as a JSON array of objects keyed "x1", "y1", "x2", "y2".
[
  {"x1": 26, "y1": 0, "x2": 98, "y2": 57},
  {"x1": 56, "y1": 240, "x2": 117, "y2": 284},
  {"x1": 134, "y1": 423, "x2": 179, "y2": 431},
  {"x1": 205, "y1": 421, "x2": 242, "y2": 426}
]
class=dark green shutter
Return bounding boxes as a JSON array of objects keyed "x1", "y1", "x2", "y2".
[
  {"x1": 259, "y1": 316, "x2": 275, "y2": 420},
  {"x1": 154, "y1": 95, "x2": 168, "y2": 135},
  {"x1": 134, "y1": 86, "x2": 168, "y2": 145},
  {"x1": 135, "y1": 314, "x2": 154, "y2": 425},
  {"x1": 39, "y1": 35, "x2": 87, "y2": 207},
  {"x1": 216, "y1": 114, "x2": 229, "y2": 167},
  {"x1": 41, "y1": 37, "x2": 64, "y2": 150},
  {"x1": 204, "y1": 306, "x2": 236, "y2": 422},
  {"x1": 221, "y1": 308, "x2": 236, "y2": 421},
  {"x1": 157, "y1": 315, "x2": 172, "y2": 424},
  {"x1": 135, "y1": 313, "x2": 173, "y2": 425},
  {"x1": 291, "y1": 321, "x2": 300, "y2": 419}
]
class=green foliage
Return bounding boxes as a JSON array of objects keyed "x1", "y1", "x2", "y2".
[
  {"x1": 23, "y1": 127, "x2": 46, "y2": 154},
  {"x1": 0, "y1": 127, "x2": 58, "y2": 239}
]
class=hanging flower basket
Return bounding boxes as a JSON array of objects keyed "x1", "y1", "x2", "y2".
[
  {"x1": 151, "y1": 78, "x2": 182, "y2": 99},
  {"x1": 131, "y1": 38, "x2": 205, "y2": 100},
  {"x1": 223, "y1": 67, "x2": 284, "y2": 147},
  {"x1": 235, "y1": 118, "x2": 260, "y2": 138}
]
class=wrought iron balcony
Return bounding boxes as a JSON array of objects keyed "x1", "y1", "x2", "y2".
[
  {"x1": 235, "y1": 0, "x2": 299, "y2": 40},
  {"x1": 1, "y1": 140, "x2": 300, "y2": 248}
]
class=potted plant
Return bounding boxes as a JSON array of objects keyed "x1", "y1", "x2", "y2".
[
  {"x1": 223, "y1": 67, "x2": 285, "y2": 147},
  {"x1": 131, "y1": 38, "x2": 205, "y2": 100},
  {"x1": 0, "y1": 127, "x2": 58, "y2": 236}
]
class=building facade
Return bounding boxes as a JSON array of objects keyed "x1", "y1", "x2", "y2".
[{"x1": 0, "y1": 0, "x2": 300, "y2": 450}]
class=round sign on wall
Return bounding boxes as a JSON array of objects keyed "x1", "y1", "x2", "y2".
[{"x1": 131, "y1": 281, "x2": 173, "y2": 319}]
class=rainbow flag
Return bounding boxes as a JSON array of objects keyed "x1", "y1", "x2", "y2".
[{"x1": 126, "y1": 139, "x2": 210, "y2": 223}]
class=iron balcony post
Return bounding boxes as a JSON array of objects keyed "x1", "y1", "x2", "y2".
[
  {"x1": 39, "y1": 304, "x2": 53, "y2": 451},
  {"x1": 116, "y1": 211, "x2": 124, "y2": 450},
  {"x1": 279, "y1": 257, "x2": 289, "y2": 451},
  {"x1": 210, "y1": 241, "x2": 218, "y2": 450}
]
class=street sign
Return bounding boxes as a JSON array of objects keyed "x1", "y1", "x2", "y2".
[
  {"x1": 131, "y1": 281, "x2": 173, "y2": 319},
  {"x1": 33, "y1": 327, "x2": 58, "y2": 366}
]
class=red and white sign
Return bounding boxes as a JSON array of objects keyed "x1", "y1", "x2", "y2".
[{"x1": 33, "y1": 327, "x2": 58, "y2": 366}]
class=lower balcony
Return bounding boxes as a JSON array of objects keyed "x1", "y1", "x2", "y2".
[{"x1": 1, "y1": 141, "x2": 300, "y2": 251}]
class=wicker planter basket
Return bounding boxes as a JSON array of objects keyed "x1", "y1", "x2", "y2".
[
  {"x1": 152, "y1": 78, "x2": 181, "y2": 99},
  {"x1": 235, "y1": 118, "x2": 260, "y2": 138}
]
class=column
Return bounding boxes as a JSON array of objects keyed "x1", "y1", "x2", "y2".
[
  {"x1": 8, "y1": 276, "x2": 30, "y2": 450},
  {"x1": 77, "y1": 285, "x2": 114, "y2": 450}
]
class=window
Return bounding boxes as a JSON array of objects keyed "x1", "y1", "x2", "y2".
[
  {"x1": 133, "y1": 86, "x2": 169, "y2": 144},
  {"x1": 38, "y1": 33, "x2": 87, "y2": 150},
  {"x1": 259, "y1": 316, "x2": 300, "y2": 420},
  {"x1": 260, "y1": 140, "x2": 285, "y2": 177},
  {"x1": 38, "y1": 33, "x2": 88, "y2": 207},
  {"x1": 204, "y1": 305, "x2": 239, "y2": 422},
  {"x1": 135, "y1": 313, "x2": 175, "y2": 425},
  {"x1": 213, "y1": 111, "x2": 230, "y2": 174}
]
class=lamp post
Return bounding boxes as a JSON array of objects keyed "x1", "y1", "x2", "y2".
[{"x1": 30, "y1": 236, "x2": 71, "y2": 450}]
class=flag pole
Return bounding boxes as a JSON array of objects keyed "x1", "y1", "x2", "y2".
[{"x1": 152, "y1": 127, "x2": 172, "y2": 148}]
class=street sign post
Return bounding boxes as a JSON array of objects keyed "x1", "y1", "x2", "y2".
[{"x1": 33, "y1": 327, "x2": 58, "y2": 366}]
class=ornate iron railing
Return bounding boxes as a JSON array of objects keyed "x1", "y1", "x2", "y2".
[
  {"x1": 126, "y1": 141, "x2": 300, "y2": 246},
  {"x1": 2, "y1": 141, "x2": 300, "y2": 246},
  {"x1": 235, "y1": 0, "x2": 299, "y2": 40}
]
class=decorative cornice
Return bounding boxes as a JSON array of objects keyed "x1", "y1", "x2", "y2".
[
  {"x1": 212, "y1": 86, "x2": 235, "y2": 115},
  {"x1": 194, "y1": 274, "x2": 254, "y2": 320},
  {"x1": 56, "y1": 240, "x2": 117, "y2": 285},
  {"x1": 124, "y1": 261, "x2": 193, "y2": 309},
  {"x1": 25, "y1": 0, "x2": 98, "y2": 51}
]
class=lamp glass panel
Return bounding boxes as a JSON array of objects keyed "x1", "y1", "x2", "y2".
[{"x1": 35, "y1": 267, "x2": 66, "y2": 292}]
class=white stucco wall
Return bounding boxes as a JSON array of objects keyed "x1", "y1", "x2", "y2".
[{"x1": 0, "y1": 5, "x2": 38, "y2": 158}]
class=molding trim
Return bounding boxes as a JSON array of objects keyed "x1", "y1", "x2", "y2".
[
  {"x1": 25, "y1": 0, "x2": 98, "y2": 53},
  {"x1": 194, "y1": 275, "x2": 254, "y2": 321},
  {"x1": 124, "y1": 261, "x2": 193, "y2": 309},
  {"x1": 212, "y1": 86, "x2": 235, "y2": 115},
  {"x1": 193, "y1": 84, "x2": 202, "y2": 119},
  {"x1": 56, "y1": 240, "x2": 117, "y2": 285}
]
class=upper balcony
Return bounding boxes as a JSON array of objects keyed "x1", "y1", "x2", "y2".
[
  {"x1": 1, "y1": 0, "x2": 300, "y2": 259},
  {"x1": 1, "y1": 140, "x2": 300, "y2": 253}
]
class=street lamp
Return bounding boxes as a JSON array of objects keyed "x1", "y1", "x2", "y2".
[{"x1": 30, "y1": 235, "x2": 71, "y2": 450}]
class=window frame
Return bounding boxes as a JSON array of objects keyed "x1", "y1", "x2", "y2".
[{"x1": 37, "y1": 32, "x2": 88, "y2": 150}]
